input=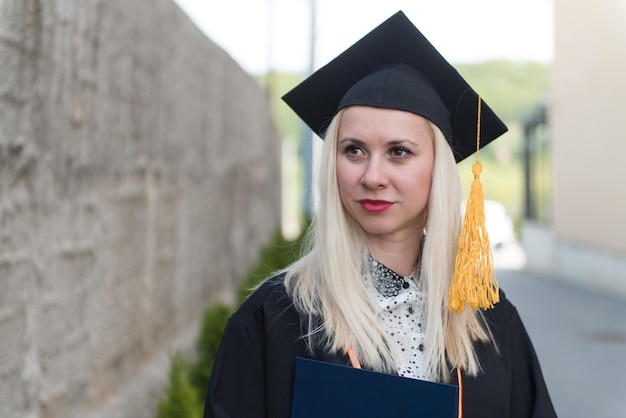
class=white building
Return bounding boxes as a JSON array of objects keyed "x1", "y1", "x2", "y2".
[{"x1": 522, "y1": 0, "x2": 626, "y2": 298}]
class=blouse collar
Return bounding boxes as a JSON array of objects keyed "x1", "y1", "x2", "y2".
[{"x1": 368, "y1": 256, "x2": 414, "y2": 298}]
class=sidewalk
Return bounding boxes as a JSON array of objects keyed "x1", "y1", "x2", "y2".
[{"x1": 496, "y1": 267, "x2": 626, "y2": 418}]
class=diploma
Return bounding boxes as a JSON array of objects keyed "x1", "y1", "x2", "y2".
[{"x1": 291, "y1": 357, "x2": 459, "y2": 418}]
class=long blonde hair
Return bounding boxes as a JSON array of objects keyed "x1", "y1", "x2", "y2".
[{"x1": 284, "y1": 110, "x2": 492, "y2": 381}]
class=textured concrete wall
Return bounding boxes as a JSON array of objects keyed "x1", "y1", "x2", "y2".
[{"x1": 0, "y1": 1, "x2": 281, "y2": 417}]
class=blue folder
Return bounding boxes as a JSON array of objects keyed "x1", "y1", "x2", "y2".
[{"x1": 290, "y1": 357, "x2": 459, "y2": 418}]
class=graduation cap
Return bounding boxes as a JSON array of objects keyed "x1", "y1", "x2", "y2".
[
  {"x1": 282, "y1": 11, "x2": 503, "y2": 312},
  {"x1": 282, "y1": 10, "x2": 507, "y2": 163}
]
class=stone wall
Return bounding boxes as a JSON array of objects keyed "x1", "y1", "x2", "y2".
[{"x1": 0, "y1": 1, "x2": 281, "y2": 417}]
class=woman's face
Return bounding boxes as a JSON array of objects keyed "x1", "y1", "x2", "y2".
[{"x1": 336, "y1": 105, "x2": 435, "y2": 244}]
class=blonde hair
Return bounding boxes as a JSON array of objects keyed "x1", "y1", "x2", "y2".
[{"x1": 284, "y1": 110, "x2": 492, "y2": 381}]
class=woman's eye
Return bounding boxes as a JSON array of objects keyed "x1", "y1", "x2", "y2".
[
  {"x1": 343, "y1": 145, "x2": 365, "y2": 157},
  {"x1": 390, "y1": 146, "x2": 411, "y2": 158}
]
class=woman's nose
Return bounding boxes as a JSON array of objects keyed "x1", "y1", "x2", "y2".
[{"x1": 361, "y1": 158, "x2": 388, "y2": 189}]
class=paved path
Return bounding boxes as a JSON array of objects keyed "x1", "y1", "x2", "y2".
[{"x1": 497, "y1": 268, "x2": 626, "y2": 418}]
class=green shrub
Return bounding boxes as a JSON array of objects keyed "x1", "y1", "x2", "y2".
[
  {"x1": 156, "y1": 352, "x2": 202, "y2": 418},
  {"x1": 155, "y1": 223, "x2": 309, "y2": 417},
  {"x1": 188, "y1": 303, "x2": 234, "y2": 395}
]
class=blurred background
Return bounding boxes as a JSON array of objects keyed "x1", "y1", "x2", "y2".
[{"x1": 0, "y1": 0, "x2": 624, "y2": 417}]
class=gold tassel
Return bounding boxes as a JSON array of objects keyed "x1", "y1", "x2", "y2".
[{"x1": 448, "y1": 96, "x2": 500, "y2": 313}]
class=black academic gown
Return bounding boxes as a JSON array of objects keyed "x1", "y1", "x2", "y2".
[{"x1": 204, "y1": 275, "x2": 557, "y2": 418}]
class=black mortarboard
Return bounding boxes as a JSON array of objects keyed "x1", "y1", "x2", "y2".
[{"x1": 282, "y1": 11, "x2": 508, "y2": 162}]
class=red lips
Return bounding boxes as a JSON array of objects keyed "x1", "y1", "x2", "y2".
[{"x1": 359, "y1": 199, "x2": 393, "y2": 213}]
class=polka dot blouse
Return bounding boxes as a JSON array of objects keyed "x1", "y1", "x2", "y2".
[{"x1": 366, "y1": 257, "x2": 429, "y2": 380}]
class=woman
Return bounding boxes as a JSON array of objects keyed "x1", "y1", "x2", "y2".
[{"x1": 204, "y1": 11, "x2": 556, "y2": 418}]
